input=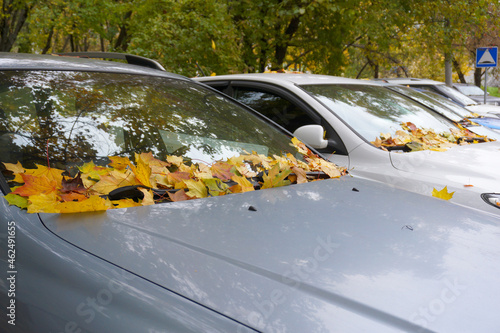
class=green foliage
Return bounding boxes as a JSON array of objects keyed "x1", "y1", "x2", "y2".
[{"x1": 3, "y1": 0, "x2": 499, "y2": 79}]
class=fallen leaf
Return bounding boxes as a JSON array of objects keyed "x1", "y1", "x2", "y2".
[
  {"x1": 432, "y1": 186, "x2": 455, "y2": 201},
  {"x1": 184, "y1": 179, "x2": 208, "y2": 198},
  {"x1": 4, "y1": 193, "x2": 28, "y2": 209},
  {"x1": 167, "y1": 189, "x2": 190, "y2": 202},
  {"x1": 57, "y1": 195, "x2": 112, "y2": 213},
  {"x1": 12, "y1": 174, "x2": 58, "y2": 197}
]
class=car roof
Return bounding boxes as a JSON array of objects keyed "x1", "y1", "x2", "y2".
[
  {"x1": 0, "y1": 52, "x2": 187, "y2": 80},
  {"x1": 194, "y1": 73, "x2": 378, "y2": 86},
  {"x1": 373, "y1": 77, "x2": 445, "y2": 85}
]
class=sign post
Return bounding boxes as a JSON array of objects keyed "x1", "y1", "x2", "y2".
[{"x1": 476, "y1": 47, "x2": 498, "y2": 104}]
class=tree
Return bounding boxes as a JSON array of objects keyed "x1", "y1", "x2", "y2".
[{"x1": 0, "y1": 0, "x2": 33, "y2": 51}]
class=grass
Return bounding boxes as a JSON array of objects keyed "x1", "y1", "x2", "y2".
[{"x1": 486, "y1": 86, "x2": 500, "y2": 97}]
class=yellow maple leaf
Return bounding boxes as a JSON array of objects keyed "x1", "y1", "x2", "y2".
[
  {"x1": 108, "y1": 156, "x2": 131, "y2": 170},
  {"x1": 139, "y1": 188, "x2": 155, "y2": 206},
  {"x1": 112, "y1": 198, "x2": 142, "y2": 209},
  {"x1": 56, "y1": 195, "x2": 112, "y2": 213},
  {"x1": 25, "y1": 164, "x2": 65, "y2": 184},
  {"x1": 28, "y1": 192, "x2": 60, "y2": 213},
  {"x1": 230, "y1": 175, "x2": 255, "y2": 193},
  {"x1": 432, "y1": 186, "x2": 455, "y2": 201},
  {"x1": 184, "y1": 179, "x2": 208, "y2": 198},
  {"x1": 167, "y1": 155, "x2": 184, "y2": 166},
  {"x1": 3, "y1": 162, "x2": 24, "y2": 174},
  {"x1": 92, "y1": 169, "x2": 139, "y2": 195}
]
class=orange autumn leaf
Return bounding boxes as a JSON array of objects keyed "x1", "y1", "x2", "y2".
[
  {"x1": 60, "y1": 192, "x2": 88, "y2": 202},
  {"x1": 211, "y1": 161, "x2": 234, "y2": 181},
  {"x1": 12, "y1": 174, "x2": 58, "y2": 197}
]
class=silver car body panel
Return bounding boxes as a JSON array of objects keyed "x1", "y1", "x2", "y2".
[{"x1": 40, "y1": 178, "x2": 500, "y2": 332}]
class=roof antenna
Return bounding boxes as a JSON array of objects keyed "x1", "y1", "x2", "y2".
[{"x1": 195, "y1": 62, "x2": 206, "y2": 77}]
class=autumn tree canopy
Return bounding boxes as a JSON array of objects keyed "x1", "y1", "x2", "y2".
[{"x1": 1, "y1": 0, "x2": 499, "y2": 81}]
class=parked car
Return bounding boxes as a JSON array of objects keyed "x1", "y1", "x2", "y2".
[
  {"x1": 453, "y1": 83, "x2": 500, "y2": 106},
  {"x1": 379, "y1": 84, "x2": 500, "y2": 133},
  {"x1": 376, "y1": 78, "x2": 500, "y2": 118},
  {"x1": 194, "y1": 73, "x2": 500, "y2": 214},
  {"x1": 5, "y1": 53, "x2": 500, "y2": 332}
]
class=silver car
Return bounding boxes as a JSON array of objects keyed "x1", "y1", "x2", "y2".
[
  {"x1": 2, "y1": 54, "x2": 500, "y2": 333},
  {"x1": 195, "y1": 74, "x2": 500, "y2": 214}
]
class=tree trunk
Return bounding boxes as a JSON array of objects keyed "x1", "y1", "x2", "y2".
[
  {"x1": 41, "y1": 28, "x2": 54, "y2": 54},
  {"x1": 452, "y1": 57, "x2": 466, "y2": 83},
  {"x1": 0, "y1": 1, "x2": 30, "y2": 51},
  {"x1": 274, "y1": 16, "x2": 301, "y2": 68},
  {"x1": 444, "y1": 52, "x2": 452, "y2": 86},
  {"x1": 474, "y1": 68, "x2": 483, "y2": 87}
]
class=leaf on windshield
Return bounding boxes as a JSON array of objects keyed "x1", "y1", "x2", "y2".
[
  {"x1": 371, "y1": 121, "x2": 493, "y2": 152},
  {"x1": 3, "y1": 138, "x2": 346, "y2": 214},
  {"x1": 432, "y1": 186, "x2": 455, "y2": 201}
]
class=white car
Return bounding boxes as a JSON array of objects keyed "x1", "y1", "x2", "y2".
[
  {"x1": 375, "y1": 78, "x2": 500, "y2": 118},
  {"x1": 195, "y1": 74, "x2": 500, "y2": 215}
]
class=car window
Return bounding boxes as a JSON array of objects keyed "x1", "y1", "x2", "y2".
[
  {"x1": 0, "y1": 71, "x2": 299, "y2": 174},
  {"x1": 301, "y1": 84, "x2": 458, "y2": 143},
  {"x1": 232, "y1": 87, "x2": 317, "y2": 132}
]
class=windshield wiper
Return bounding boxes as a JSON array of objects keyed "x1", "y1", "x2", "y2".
[{"x1": 108, "y1": 185, "x2": 176, "y2": 201}]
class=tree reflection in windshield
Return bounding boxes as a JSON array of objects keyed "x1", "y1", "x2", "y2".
[
  {"x1": 302, "y1": 84, "x2": 457, "y2": 142},
  {"x1": 0, "y1": 71, "x2": 294, "y2": 175}
]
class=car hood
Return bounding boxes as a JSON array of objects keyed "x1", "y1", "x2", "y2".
[
  {"x1": 41, "y1": 178, "x2": 500, "y2": 332},
  {"x1": 390, "y1": 141, "x2": 500, "y2": 192},
  {"x1": 465, "y1": 104, "x2": 500, "y2": 117},
  {"x1": 469, "y1": 117, "x2": 500, "y2": 130}
]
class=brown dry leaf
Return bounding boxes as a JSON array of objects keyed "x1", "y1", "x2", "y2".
[{"x1": 167, "y1": 189, "x2": 191, "y2": 202}]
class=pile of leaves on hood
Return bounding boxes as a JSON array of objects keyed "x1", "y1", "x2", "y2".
[
  {"x1": 3, "y1": 138, "x2": 346, "y2": 214},
  {"x1": 371, "y1": 121, "x2": 493, "y2": 152}
]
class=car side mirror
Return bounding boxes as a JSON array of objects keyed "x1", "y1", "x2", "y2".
[{"x1": 293, "y1": 125, "x2": 328, "y2": 149}]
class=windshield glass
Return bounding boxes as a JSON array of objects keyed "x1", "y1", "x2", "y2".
[
  {"x1": 436, "y1": 85, "x2": 478, "y2": 106},
  {"x1": 454, "y1": 84, "x2": 485, "y2": 96},
  {"x1": 301, "y1": 84, "x2": 458, "y2": 143},
  {"x1": 387, "y1": 85, "x2": 467, "y2": 121},
  {"x1": 0, "y1": 71, "x2": 296, "y2": 171}
]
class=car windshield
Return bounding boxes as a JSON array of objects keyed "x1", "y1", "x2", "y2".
[
  {"x1": 0, "y1": 71, "x2": 297, "y2": 172},
  {"x1": 301, "y1": 84, "x2": 458, "y2": 143},
  {"x1": 435, "y1": 85, "x2": 478, "y2": 106},
  {"x1": 454, "y1": 84, "x2": 485, "y2": 96},
  {"x1": 387, "y1": 85, "x2": 467, "y2": 121}
]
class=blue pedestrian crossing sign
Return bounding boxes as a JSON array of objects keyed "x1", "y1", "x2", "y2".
[{"x1": 476, "y1": 47, "x2": 498, "y2": 68}]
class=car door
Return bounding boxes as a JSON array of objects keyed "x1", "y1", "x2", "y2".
[{"x1": 206, "y1": 80, "x2": 349, "y2": 166}]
